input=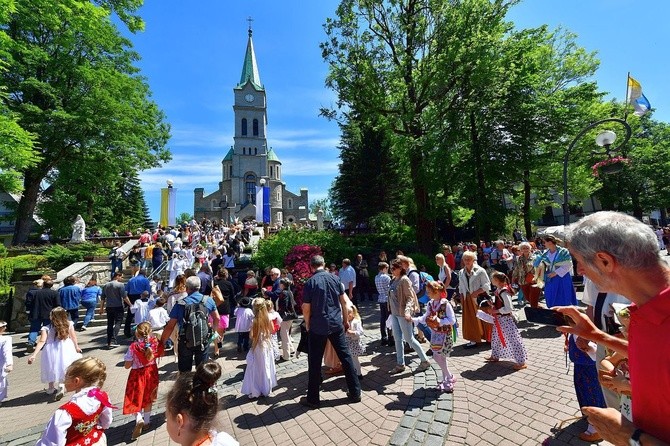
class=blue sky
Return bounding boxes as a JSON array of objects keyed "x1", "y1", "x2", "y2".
[{"x1": 129, "y1": 0, "x2": 670, "y2": 221}]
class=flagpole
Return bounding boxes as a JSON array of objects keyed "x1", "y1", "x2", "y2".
[{"x1": 623, "y1": 71, "x2": 631, "y2": 121}]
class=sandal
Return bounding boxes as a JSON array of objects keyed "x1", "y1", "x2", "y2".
[
  {"x1": 388, "y1": 365, "x2": 406, "y2": 375},
  {"x1": 513, "y1": 363, "x2": 528, "y2": 370},
  {"x1": 484, "y1": 357, "x2": 499, "y2": 362}
]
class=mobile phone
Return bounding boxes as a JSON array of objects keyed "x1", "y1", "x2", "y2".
[{"x1": 524, "y1": 307, "x2": 570, "y2": 326}]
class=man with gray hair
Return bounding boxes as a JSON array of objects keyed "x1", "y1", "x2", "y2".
[
  {"x1": 160, "y1": 275, "x2": 220, "y2": 372},
  {"x1": 557, "y1": 211, "x2": 670, "y2": 445},
  {"x1": 301, "y1": 255, "x2": 361, "y2": 408}
]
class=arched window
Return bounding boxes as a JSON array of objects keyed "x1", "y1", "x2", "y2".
[
  {"x1": 287, "y1": 198, "x2": 293, "y2": 209},
  {"x1": 242, "y1": 147, "x2": 246, "y2": 155},
  {"x1": 270, "y1": 166, "x2": 274, "y2": 177},
  {"x1": 229, "y1": 165, "x2": 233, "y2": 177},
  {"x1": 241, "y1": 118, "x2": 248, "y2": 136},
  {"x1": 253, "y1": 119, "x2": 259, "y2": 136},
  {"x1": 245, "y1": 174, "x2": 256, "y2": 204},
  {"x1": 254, "y1": 147, "x2": 257, "y2": 155}
]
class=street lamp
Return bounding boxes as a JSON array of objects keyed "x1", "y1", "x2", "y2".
[{"x1": 562, "y1": 118, "x2": 632, "y2": 226}]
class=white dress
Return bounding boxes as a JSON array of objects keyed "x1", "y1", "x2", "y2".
[
  {"x1": 240, "y1": 337, "x2": 277, "y2": 398},
  {"x1": 211, "y1": 430, "x2": 239, "y2": 446},
  {"x1": 0, "y1": 334, "x2": 12, "y2": 401},
  {"x1": 41, "y1": 323, "x2": 81, "y2": 384}
]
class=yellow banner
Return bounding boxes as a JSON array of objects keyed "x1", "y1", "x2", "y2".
[{"x1": 159, "y1": 188, "x2": 169, "y2": 228}]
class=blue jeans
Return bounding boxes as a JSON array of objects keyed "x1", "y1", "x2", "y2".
[
  {"x1": 66, "y1": 308, "x2": 79, "y2": 326},
  {"x1": 110, "y1": 259, "x2": 123, "y2": 279},
  {"x1": 81, "y1": 300, "x2": 98, "y2": 327},
  {"x1": 306, "y1": 328, "x2": 361, "y2": 403},
  {"x1": 390, "y1": 314, "x2": 428, "y2": 366},
  {"x1": 28, "y1": 318, "x2": 51, "y2": 345}
]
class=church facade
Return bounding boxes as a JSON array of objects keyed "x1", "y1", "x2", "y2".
[{"x1": 194, "y1": 28, "x2": 308, "y2": 225}]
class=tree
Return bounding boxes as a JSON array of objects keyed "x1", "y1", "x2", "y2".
[
  {"x1": 177, "y1": 212, "x2": 193, "y2": 225},
  {"x1": 322, "y1": 0, "x2": 519, "y2": 253},
  {"x1": 308, "y1": 197, "x2": 335, "y2": 221},
  {"x1": 1, "y1": 0, "x2": 170, "y2": 244}
]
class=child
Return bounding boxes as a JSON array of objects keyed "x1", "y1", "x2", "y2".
[
  {"x1": 265, "y1": 299, "x2": 282, "y2": 362},
  {"x1": 0, "y1": 320, "x2": 12, "y2": 405},
  {"x1": 123, "y1": 322, "x2": 160, "y2": 440},
  {"x1": 28, "y1": 307, "x2": 82, "y2": 401},
  {"x1": 148, "y1": 298, "x2": 171, "y2": 336},
  {"x1": 375, "y1": 262, "x2": 393, "y2": 346},
  {"x1": 35, "y1": 357, "x2": 115, "y2": 446},
  {"x1": 566, "y1": 333, "x2": 607, "y2": 442},
  {"x1": 234, "y1": 296, "x2": 254, "y2": 353},
  {"x1": 486, "y1": 272, "x2": 528, "y2": 370},
  {"x1": 345, "y1": 306, "x2": 365, "y2": 379},
  {"x1": 276, "y1": 278, "x2": 297, "y2": 361},
  {"x1": 165, "y1": 361, "x2": 238, "y2": 446},
  {"x1": 240, "y1": 298, "x2": 277, "y2": 398},
  {"x1": 130, "y1": 291, "x2": 154, "y2": 326},
  {"x1": 412, "y1": 281, "x2": 457, "y2": 392}
]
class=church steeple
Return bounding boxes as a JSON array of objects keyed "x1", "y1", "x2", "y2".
[{"x1": 237, "y1": 21, "x2": 263, "y2": 90}]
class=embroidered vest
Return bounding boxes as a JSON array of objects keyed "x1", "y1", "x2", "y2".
[{"x1": 61, "y1": 400, "x2": 105, "y2": 446}]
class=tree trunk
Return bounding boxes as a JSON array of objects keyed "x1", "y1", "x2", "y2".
[
  {"x1": 661, "y1": 207, "x2": 668, "y2": 226},
  {"x1": 408, "y1": 150, "x2": 435, "y2": 254},
  {"x1": 522, "y1": 169, "x2": 533, "y2": 238},
  {"x1": 631, "y1": 190, "x2": 643, "y2": 220},
  {"x1": 12, "y1": 170, "x2": 44, "y2": 245},
  {"x1": 470, "y1": 112, "x2": 490, "y2": 241}
]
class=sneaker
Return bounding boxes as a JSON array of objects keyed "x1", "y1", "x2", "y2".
[
  {"x1": 26, "y1": 344, "x2": 35, "y2": 353},
  {"x1": 380, "y1": 339, "x2": 388, "y2": 346},
  {"x1": 45, "y1": 388, "x2": 56, "y2": 395},
  {"x1": 80, "y1": 325, "x2": 87, "y2": 331},
  {"x1": 426, "y1": 349, "x2": 433, "y2": 357},
  {"x1": 415, "y1": 361, "x2": 431, "y2": 373},
  {"x1": 388, "y1": 365, "x2": 406, "y2": 375},
  {"x1": 109, "y1": 342, "x2": 120, "y2": 348},
  {"x1": 131, "y1": 421, "x2": 144, "y2": 440}
]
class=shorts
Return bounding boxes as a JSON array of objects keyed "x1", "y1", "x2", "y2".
[{"x1": 219, "y1": 314, "x2": 230, "y2": 330}]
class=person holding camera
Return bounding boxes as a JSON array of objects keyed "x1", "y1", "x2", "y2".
[{"x1": 557, "y1": 211, "x2": 670, "y2": 445}]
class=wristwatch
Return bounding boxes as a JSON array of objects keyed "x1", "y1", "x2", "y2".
[{"x1": 629, "y1": 428, "x2": 644, "y2": 446}]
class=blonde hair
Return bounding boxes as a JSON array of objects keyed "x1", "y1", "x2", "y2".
[
  {"x1": 50, "y1": 307, "x2": 70, "y2": 340},
  {"x1": 250, "y1": 298, "x2": 272, "y2": 349},
  {"x1": 66, "y1": 357, "x2": 107, "y2": 388},
  {"x1": 349, "y1": 305, "x2": 361, "y2": 321},
  {"x1": 264, "y1": 299, "x2": 274, "y2": 312},
  {"x1": 426, "y1": 280, "x2": 446, "y2": 298},
  {"x1": 135, "y1": 322, "x2": 155, "y2": 361}
]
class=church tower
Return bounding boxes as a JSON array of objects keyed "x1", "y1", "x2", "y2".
[{"x1": 194, "y1": 25, "x2": 308, "y2": 225}]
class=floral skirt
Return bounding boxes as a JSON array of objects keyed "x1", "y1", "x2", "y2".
[{"x1": 123, "y1": 363, "x2": 158, "y2": 414}]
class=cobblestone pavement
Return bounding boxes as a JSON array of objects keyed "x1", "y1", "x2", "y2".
[{"x1": 1, "y1": 296, "x2": 616, "y2": 446}]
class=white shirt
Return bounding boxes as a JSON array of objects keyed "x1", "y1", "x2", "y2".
[
  {"x1": 581, "y1": 277, "x2": 631, "y2": 328},
  {"x1": 458, "y1": 265, "x2": 491, "y2": 295},
  {"x1": 148, "y1": 307, "x2": 170, "y2": 330},
  {"x1": 234, "y1": 307, "x2": 254, "y2": 332},
  {"x1": 130, "y1": 299, "x2": 154, "y2": 324},
  {"x1": 35, "y1": 387, "x2": 113, "y2": 446}
]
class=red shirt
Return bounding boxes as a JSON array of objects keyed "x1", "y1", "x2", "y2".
[{"x1": 628, "y1": 286, "x2": 670, "y2": 441}]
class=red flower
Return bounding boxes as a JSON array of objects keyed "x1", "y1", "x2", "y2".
[
  {"x1": 591, "y1": 156, "x2": 630, "y2": 178},
  {"x1": 284, "y1": 245, "x2": 323, "y2": 308}
]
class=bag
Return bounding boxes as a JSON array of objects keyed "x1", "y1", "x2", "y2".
[
  {"x1": 178, "y1": 295, "x2": 211, "y2": 351},
  {"x1": 410, "y1": 270, "x2": 432, "y2": 300},
  {"x1": 449, "y1": 270, "x2": 459, "y2": 289}
]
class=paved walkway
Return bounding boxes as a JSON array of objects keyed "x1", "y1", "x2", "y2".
[{"x1": 1, "y1": 297, "x2": 614, "y2": 446}]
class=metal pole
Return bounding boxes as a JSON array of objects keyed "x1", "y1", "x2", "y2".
[{"x1": 563, "y1": 118, "x2": 632, "y2": 226}]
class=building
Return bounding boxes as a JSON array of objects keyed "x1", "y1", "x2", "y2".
[{"x1": 194, "y1": 27, "x2": 308, "y2": 225}]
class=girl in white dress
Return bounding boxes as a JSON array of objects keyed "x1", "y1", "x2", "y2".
[
  {"x1": 27, "y1": 307, "x2": 82, "y2": 400},
  {"x1": 240, "y1": 298, "x2": 277, "y2": 398},
  {"x1": 265, "y1": 299, "x2": 282, "y2": 361},
  {"x1": 345, "y1": 305, "x2": 365, "y2": 378},
  {"x1": 0, "y1": 320, "x2": 13, "y2": 404}
]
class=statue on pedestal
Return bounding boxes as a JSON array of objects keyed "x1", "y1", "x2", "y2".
[{"x1": 71, "y1": 215, "x2": 86, "y2": 243}]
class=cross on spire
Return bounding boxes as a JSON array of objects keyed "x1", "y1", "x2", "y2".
[{"x1": 247, "y1": 16, "x2": 254, "y2": 36}]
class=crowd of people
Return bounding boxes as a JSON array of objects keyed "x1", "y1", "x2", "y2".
[{"x1": 2, "y1": 211, "x2": 668, "y2": 445}]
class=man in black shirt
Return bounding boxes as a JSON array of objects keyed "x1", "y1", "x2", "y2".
[
  {"x1": 301, "y1": 255, "x2": 361, "y2": 408},
  {"x1": 26, "y1": 278, "x2": 60, "y2": 352}
]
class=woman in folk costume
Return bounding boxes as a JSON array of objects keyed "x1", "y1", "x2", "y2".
[
  {"x1": 532, "y1": 234, "x2": 577, "y2": 308},
  {"x1": 457, "y1": 251, "x2": 492, "y2": 348}
]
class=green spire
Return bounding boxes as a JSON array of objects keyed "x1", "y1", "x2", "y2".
[
  {"x1": 267, "y1": 148, "x2": 280, "y2": 162},
  {"x1": 237, "y1": 27, "x2": 263, "y2": 90}
]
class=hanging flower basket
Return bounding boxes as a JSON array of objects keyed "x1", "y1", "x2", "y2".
[{"x1": 591, "y1": 156, "x2": 631, "y2": 178}]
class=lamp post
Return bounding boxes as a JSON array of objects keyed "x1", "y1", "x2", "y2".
[{"x1": 562, "y1": 118, "x2": 632, "y2": 226}]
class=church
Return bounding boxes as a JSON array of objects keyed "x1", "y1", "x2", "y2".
[{"x1": 194, "y1": 27, "x2": 309, "y2": 225}]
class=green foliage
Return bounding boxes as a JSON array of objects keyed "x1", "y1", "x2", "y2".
[
  {"x1": 0, "y1": 254, "x2": 47, "y2": 287},
  {"x1": 308, "y1": 197, "x2": 334, "y2": 221},
  {"x1": 254, "y1": 230, "x2": 357, "y2": 271},
  {"x1": 43, "y1": 245, "x2": 84, "y2": 271},
  {"x1": 177, "y1": 212, "x2": 193, "y2": 225},
  {"x1": 2, "y1": 0, "x2": 171, "y2": 244}
]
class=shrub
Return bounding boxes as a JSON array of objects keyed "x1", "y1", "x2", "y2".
[
  {"x1": 44, "y1": 245, "x2": 84, "y2": 271},
  {"x1": 0, "y1": 254, "x2": 47, "y2": 288},
  {"x1": 284, "y1": 244, "x2": 323, "y2": 308}
]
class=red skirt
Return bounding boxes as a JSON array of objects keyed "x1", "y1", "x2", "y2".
[{"x1": 123, "y1": 363, "x2": 158, "y2": 414}]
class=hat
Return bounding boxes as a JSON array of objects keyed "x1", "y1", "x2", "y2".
[{"x1": 239, "y1": 296, "x2": 252, "y2": 308}]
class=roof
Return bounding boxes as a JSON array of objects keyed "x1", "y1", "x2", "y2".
[
  {"x1": 267, "y1": 148, "x2": 280, "y2": 162},
  {"x1": 237, "y1": 29, "x2": 263, "y2": 90},
  {"x1": 222, "y1": 147, "x2": 234, "y2": 162}
]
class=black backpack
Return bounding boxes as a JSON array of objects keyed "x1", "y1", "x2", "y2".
[
  {"x1": 178, "y1": 295, "x2": 211, "y2": 351},
  {"x1": 449, "y1": 270, "x2": 460, "y2": 289}
]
